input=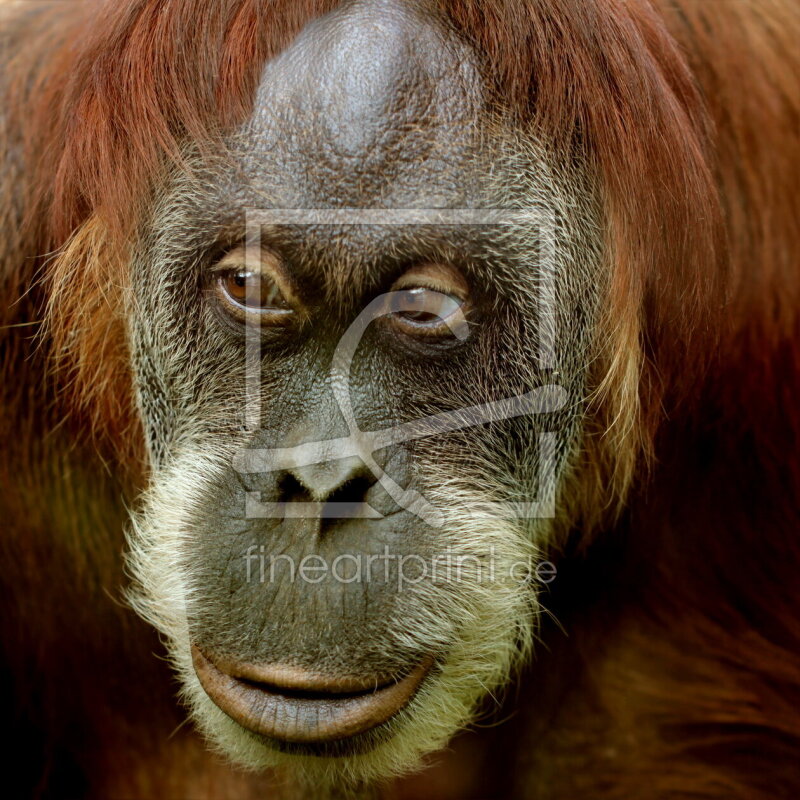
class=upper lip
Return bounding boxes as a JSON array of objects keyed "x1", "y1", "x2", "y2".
[{"x1": 192, "y1": 645, "x2": 432, "y2": 743}]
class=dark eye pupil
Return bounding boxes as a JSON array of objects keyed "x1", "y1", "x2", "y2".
[
  {"x1": 405, "y1": 310, "x2": 437, "y2": 322},
  {"x1": 401, "y1": 289, "x2": 433, "y2": 321},
  {"x1": 223, "y1": 270, "x2": 288, "y2": 310}
]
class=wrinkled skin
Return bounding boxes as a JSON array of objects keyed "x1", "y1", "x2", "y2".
[{"x1": 126, "y1": 0, "x2": 601, "y2": 787}]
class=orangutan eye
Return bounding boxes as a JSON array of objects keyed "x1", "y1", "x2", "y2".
[
  {"x1": 389, "y1": 287, "x2": 465, "y2": 333},
  {"x1": 217, "y1": 270, "x2": 291, "y2": 312},
  {"x1": 212, "y1": 248, "x2": 295, "y2": 324},
  {"x1": 387, "y1": 263, "x2": 471, "y2": 339}
]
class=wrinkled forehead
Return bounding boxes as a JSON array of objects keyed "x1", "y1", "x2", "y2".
[{"x1": 238, "y1": 0, "x2": 488, "y2": 211}]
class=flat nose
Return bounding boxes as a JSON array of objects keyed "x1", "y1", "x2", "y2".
[
  {"x1": 282, "y1": 455, "x2": 372, "y2": 502},
  {"x1": 277, "y1": 456, "x2": 378, "y2": 528}
]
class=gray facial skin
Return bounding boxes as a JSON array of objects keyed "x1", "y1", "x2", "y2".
[{"x1": 127, "y1": 0, "x2": 601, "y2": 778}]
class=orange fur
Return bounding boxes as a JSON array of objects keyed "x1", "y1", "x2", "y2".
[{"x1": 2, "y1": 1, "x2": 799, "y2": 797}]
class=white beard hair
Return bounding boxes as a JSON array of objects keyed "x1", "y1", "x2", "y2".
[{"x1": 126, "y1": 444, "x2": 544, "y2": 790}]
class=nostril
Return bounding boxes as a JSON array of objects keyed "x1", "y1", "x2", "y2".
[
  {"x1": 327, "y1": 475, "x2": 373, "y2": 506},
  {"x1": 320, "y1": 475, "x2": 374, "y2": 532},
  {"x1": 276, "y1": 467, "x2": 376, "y2": 535},
  {"x1": 277, "y1": 472, "x2": 313, "y2": 505}
]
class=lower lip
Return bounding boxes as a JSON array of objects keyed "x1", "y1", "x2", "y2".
[{"x1": 192, "y1": 646, "x2": 432, "y2": 744}]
